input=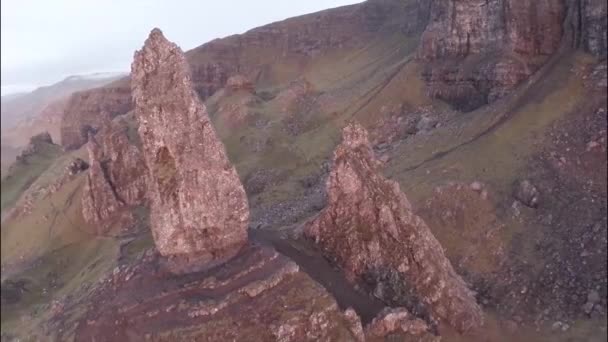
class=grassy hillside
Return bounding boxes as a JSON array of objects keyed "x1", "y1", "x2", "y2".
[
  {"x1": 1, "y1": 143, "x2": 61, "y2": 213},
  {"x1": 1, "y1": 7, "x2": 606, "y2": 339}
]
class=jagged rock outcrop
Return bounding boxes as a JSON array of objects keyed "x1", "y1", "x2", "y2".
[
  {"x1": 131, "y1": 29, "x2": 249, "y2": 267},
  {"x1": 81, "y1": 135, "x2": 125, "y2": 234},
  {"x1": 14, "y1": 132, "x2": 55, "y2": 163},
  {"x1": 305, "y1": 122, "x2": 483, "y2": 333},
  {"x1": 81, "y1": 120, "x2": 147, "y2": 235},
  {"x1": 60, "y1": 86, "x2": 132, "y2": 150},
  {"x1": 418, "y1": 0, "x2": 566, "y2": 111}
]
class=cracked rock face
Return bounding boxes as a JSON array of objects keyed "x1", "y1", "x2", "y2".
[
  {"x1": 81, "y1": 120, "x2": 146, "y2": 235},
  {"x1": 418, "y1": 0, "x2": 566, "y2": 111},
  {"x1": 131, "y1": 28, "x2": 249, "y2": 261},
  {"x1": 305, "y1": 122, "x2": 483, "y2": 333},
  {"x1": 60, "y1": 87, "x2": 133, "y2": 150}
]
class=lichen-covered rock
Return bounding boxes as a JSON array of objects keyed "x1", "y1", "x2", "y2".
[
  {"x1": 305, "y1": 122, "x2": 483, "y2": 333},
  {"x1": 131, "y1": 29, "x2": 249, "y2": 263}
]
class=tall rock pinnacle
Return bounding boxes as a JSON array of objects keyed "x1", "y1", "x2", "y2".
[
  {"x1": 131, "y1": 28, "x2": 249, "y2": 265},
  {"x1": 305, "y1": 122, "x2": 483, "y2": 333}
]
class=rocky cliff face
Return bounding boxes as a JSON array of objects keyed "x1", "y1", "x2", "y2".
[
  {"x1": 131, "y1": 29, "x2": 249, "y2": 267},
  {"x1": 81, "y1": 120, "x2": 146, "y2": 235},
  {"x1": 60, "y1": 86, "x2": 132, "y2": 150},
  {"x1": 417, "y1": 0, "x2": 566, "y2": 111},
  {"x1": 58, "y1": 0, "x2": 606, "y2": 150},
  {"x1": 305, "y1": 122, "x2": 483, "y2": 333},
  {"x1": 57, "y1": 0, "x2": 425, "y2": 144}
]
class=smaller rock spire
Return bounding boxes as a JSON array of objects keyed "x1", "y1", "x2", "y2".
[{"x1": 306, "y1": 122, "x2": 483, "y2": 333}]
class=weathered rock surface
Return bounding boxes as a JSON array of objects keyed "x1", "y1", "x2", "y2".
[
  {"x1": 305, "y1": 122, "x2": 483, "y2": 333},
  {"x1": 131, "y1": 29, "x2": 249, "y2": 264},
  {"x1": 81, "y1": 120, "x2": 147, "y2": 235},
  {"x1": 60, "y1": 86, "x2": 132, "y2": 150},
  {"x1": 418, "y1": 0, "x2": 566, "y2": 111},
  {"x1": 81, "y1": 135, "x2": 125, "y2": 234},
  {"x1": 74, "y1": 244, "x2": 364, "y2": 342}
]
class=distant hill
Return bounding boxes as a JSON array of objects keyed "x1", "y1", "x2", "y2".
[
  {"x1": 0, "y1": 72, "x2": 125, "y2": 172},
  {"x1": 1, "y1": 72, "x2": 126, "y2": 130}
]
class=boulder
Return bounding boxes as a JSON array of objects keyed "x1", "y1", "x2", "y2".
[{"x1": 513, "y1": 179, "x2": 540, "y2": 208}]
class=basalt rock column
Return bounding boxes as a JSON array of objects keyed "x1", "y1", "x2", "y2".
[
  {"x1": 131, "y1": 28, "x2": 249, "y2": 267},
  {"x1": 305, "y1": 122, "x2": 483, "y2": 333}
]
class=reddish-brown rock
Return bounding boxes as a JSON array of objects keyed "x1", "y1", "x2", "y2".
[
  {"x1": 305, "y1": 122, "x2": 483, "y2": 333},
  {"x1": 418, "y1": 0, "x2": 566, "y2": 111},
  {"x1": 81, "y1": 120, "x2": 146, "y2": 235},
  {"x1": 131, "y1": 29, "x2": 249, "y2": 265},
  {"x1": 81, "y1": 134, "x2": 127, "y2": 235},
  {"x1": 60, "y1": 86, "x2": 133, "y2": 150},
  {"x1": 74, "y1": 244, "x2": 366, "y2": 341}
]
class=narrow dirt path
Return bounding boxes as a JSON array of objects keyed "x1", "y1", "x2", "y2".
[{"x1": 250, "y1": 228, "x2": 386, "y2": 323}]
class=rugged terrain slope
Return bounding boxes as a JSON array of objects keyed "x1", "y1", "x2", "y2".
[{"x1": 1, "y1": 0, "x2": 606, "y2": 341}]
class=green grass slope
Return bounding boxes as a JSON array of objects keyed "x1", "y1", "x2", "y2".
[{"x1": 1, "y1": 143, "x2": 61, "y2": 213}]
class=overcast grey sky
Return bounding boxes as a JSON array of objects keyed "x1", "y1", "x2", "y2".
[{"x1": 1, "y1": 0, "x2": 362, "y2": 95}]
